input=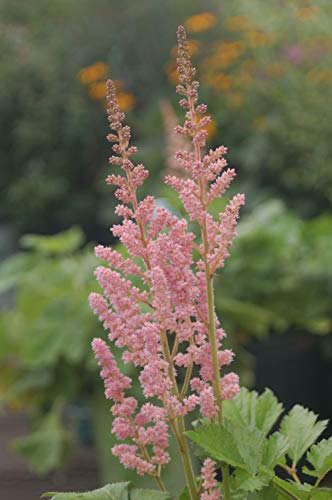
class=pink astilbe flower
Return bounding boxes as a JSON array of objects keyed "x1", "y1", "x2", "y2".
[
  {"x1": 201, "y1": 458, "x2": 222, "y2": 499},
  {"x1": 90, "y1": 25, "x2": 245, "y2": 494}
]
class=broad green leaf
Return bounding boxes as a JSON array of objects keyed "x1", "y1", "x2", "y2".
[
  {"x1": 20, "y1": 226, "x2": 84, "y2": 255},
  {"x1": 42, "y1": 483, "x2": 126, "y2": 499},
  {"x1": 272, "y1": 477, "x2": 312, "y2": 499},
  {"x1": 280, "y1": 406, "x2": 328, "y2": 466},
  {"x1": 0, "y1": 253, "x2": 38, "y2": 293},
  {"x1": 186, "y1": 423, "x2": 247, "y2": 470},
  {"x1": 13, "y1": 405, "x2": 69, "y2": 474},
  {"x1": 130, "y1": 488, "x2": 171, "y2": 499},
  {"x1": 230, "y1": 482, "x2": 280, "y2": 499},
  {"x1": 303, "y1": 437, "x2": 332, "y2": 484},
  {"x1": 186, "y1": 421, "x2": 265, "y2": 474},
  {"x1": 263, "y1": 432, "x2": 290, "y2": 469},
  {"x1": 43, "y1": 483, "x2": 171, "y2": 500},
  {"x1": 309, "y1": 488, "x2": 332, "y2": 499},
  {"x1": 246, "y1": 485, "x2": 280, "y2": 499},
  {"x1": 223, "y1": 388, "x2": 283, "y2": 436},
  {"x1": 235, "y1": 469, "x2": 271, "y2": 492},
  {"x1": 228, "y1": 422, "x2": 265, "y2": 474}
]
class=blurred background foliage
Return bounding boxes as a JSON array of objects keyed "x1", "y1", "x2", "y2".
[{"x1": 0, "y1": 0, "x2": 331, "y2": 493}]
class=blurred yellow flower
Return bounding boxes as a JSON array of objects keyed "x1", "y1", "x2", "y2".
[
  {"x1": 241, "y1": 59, "x2": 257, "y2": 74},
  {"x1": 117, "y1": 92, "x2": 136, "y2": 111},
  {"x1": 165, "y1": 61, "x2": 179, "y2": 84},
  {"x1": 295, "y1": 7, "x2": 317, "y2": 21},
  {"x1": 266, "y1": 62, "x2": 285, "y2": 77},
  {"x1": 78, "y1": 62, "x2": 109, "y2": 85},
  {"x1": 207, "y1": 73, "x2": 232, "y2": 92},
  {"x1": 89, "y1": 81, "x2": 107, "y2": 100},
  {"x1": 185, "y1": 12, "x2": 216, "y2": 33},
  {"x1": 228, "y1": 92, "x2": 245, "y2": 107},
  {"x1": 206, "y1": 118, "x2": 217, "y2": 139},
  {"x1": 225, "y1": 16, "x2": 255, "y2": 31},
  {"x1": 244, "y1": 31, "x2": 271, "y2": 47},
  {"x1": 196, "y1": 114, "x2": 217, "y2": 139},
  {"x1": 252, "y1": 116, "x2": 268, "y2": 131},
  {"x1": 207, "y1": 41, "x2": 245, "y2": 69},
  {"x1": 171, "y1": 39, "x2": 200, "y2": 57},
  {"x1": 307, "y1": 69, "x2": 332, "y2": 84}
]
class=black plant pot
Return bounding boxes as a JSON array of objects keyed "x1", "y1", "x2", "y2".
[{"x1": 251, "y1": 331, "x2": 327, "y2": 419}]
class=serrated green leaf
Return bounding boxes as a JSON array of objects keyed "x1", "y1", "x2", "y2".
[
  {"x1": 280, "y1": 405, "x2": 328, "y2": 466},
  {"x1": 43, "y1": 483, "x2": 171, "y2": 500},
  {"x1": 272, "y1": 477, "x2": 312, "y2": 499},
  {"x1": 263, "y1": 432, "x2": 290, "y2": 469},
  {"x1": 303, "y1": 437, "x2": 332, "y2": 485},
  {"x1": 223, "y1": 388, "x2": 283, "y2": 436},
  {"x1": 186, "y1": 423, "x2": 246, "y2": 470},
  {"x1": 186, "y1": 421, "x2": 265, "y2": 474},
  {"x1": 246, "y1": 485, "x2": 280, "y2": 499},
  {"x1": 235, "y1": 469, "x2": 271, "y2": 492},
  {"x1": 227, "y1": 422, "x2": 265, "y2": 474},
  {"x1": 42, "y1": 482, "x2": 129, "y2": 500},
  {"x1": 130, "y1": 488, "x2": 171, "y2": 499}
]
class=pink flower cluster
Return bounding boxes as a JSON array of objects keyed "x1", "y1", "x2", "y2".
[
  {"x1": 201, "y1": 459, "x2": 222, "y2": 499},
  {"x1": 89, "y1": 25, "x2": 244, "y2": 485}
]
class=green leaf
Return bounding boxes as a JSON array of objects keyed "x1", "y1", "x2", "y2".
[
  {"x1": 263, "y1": 432, "x2": 290, "y2": 469},
  {"x1": 186, "y1": 423, "x2": 246, "y2": 469},
  {"x1": 303, "y1": 437, "x2": 332, "y2": 484},
  {"x1": 0, "y1": 252, "x2": 38, "y2": 293},
  {"x1": 42, "y1": 483, "x2": 124, "y2": 499},
  {"x1": 280, "y1": 406, "x2": 328, "y2": 466},
  {"x1": 272, "y1": 477, "x2": 312, "y2": 499},
  {"x1": 246, "y1": 485, "x2": 280, "y2": 499},
  {"x1": 13, "y1": 404, "x2": 69, "y2": 474},
  {"x1": 186, "y1": 421, "x2": 265, "y2": 474},
  {"x1": 223, "y1": 388, "x2": 283, "y2": 436},
  {"x1": 43, "y1": 483, "x2": 171, "y2": 500},
  {"x1": 20, "y1": 226, "x2": 84, "y2": 255},
  {"x1": 129, "y1": 488, "x2": 171, "y2": 500},
  {"x1": 309, "y1": 488, "x2": 332, "y2": 499},
  {"x1": 235, "y1": 469, "x2": 271, "y2": 492}
]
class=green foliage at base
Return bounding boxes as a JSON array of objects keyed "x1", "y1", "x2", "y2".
[
  {"x1": 186, "y1": 388, "x2": 332, "y2": 499},
  {"x1": 43, "y1": 482, "x2": 171, "y2": 500},
  {"x1": 40, "y1": 389, "x2": 332, "y2": 499}
]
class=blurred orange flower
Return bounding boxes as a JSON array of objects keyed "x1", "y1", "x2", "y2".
[
  {"x1": 89, "y1": 81, "x2": 107, "y2": 100},
  {"x1": 266, "y1": 62, "x2": 285, "y2": 78},
  {"x1": 206, "y1": 41, "x2": 245, "y2": 69},
  {"x1": 207, "y1": 73, "x2": 232, "y2": 92},
  {"x1": 117, "y1": 92, "x2": 136, "y2": 111},
  {"x1": 171, "y1": 39, "x2": 200, "y2": 57},
  {"x1": 185, "y1": 12, "x2": 216, "y2": 33},
  {"x1": 78, "y1": 62, "x2": 109, "y2": 85},
  {"x1": 295, "y1": 7, "x2": 317, "y2": 21},
  {"x1": 225, "y1": 16, "x2": 255, "y2": 32},
  {"x1": 228, "y1": 92, "x2": 245, "y2": 107},
  {"x1": 197, "y1": 115, "x2": 217, "y2": 139},
  {"x1": 165, "y1": 61, "x2": 179, "y2": 84},
  {"x1": 307, "y1": 69, "x2": 332, "y2": 84},
  {"x1": 244, "y1": 31, "x2": 271, "y2": 47}
]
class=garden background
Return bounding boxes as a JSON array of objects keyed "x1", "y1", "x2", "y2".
[{"x1": 0, "y1": 0, "x2": 331, "y2": 498}]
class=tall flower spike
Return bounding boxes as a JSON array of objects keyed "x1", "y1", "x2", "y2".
[{"x1": 90, "y1": 26, "x2": 244, "y2": 499}]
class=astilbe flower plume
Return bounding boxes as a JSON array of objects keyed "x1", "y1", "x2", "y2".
[{"x1": 89, "y1": 25, "x2": 244, "y2": 497}]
